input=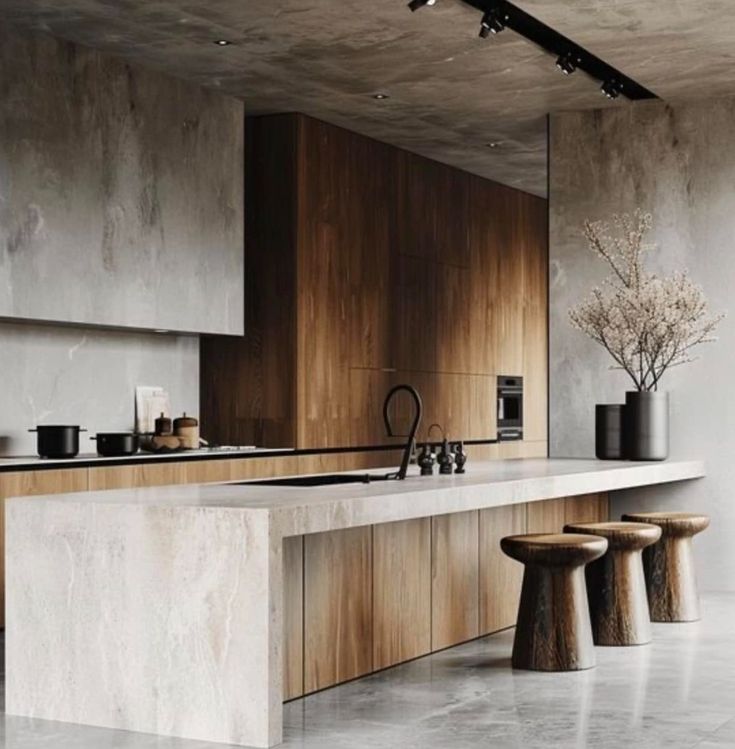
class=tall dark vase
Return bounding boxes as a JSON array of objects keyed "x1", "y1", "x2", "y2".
[
  {"x1": 595, "y1": 404, "x2": 625, "y2": 460},
  {"x1": 623, "y1": 391, "x2": 669, "y2": 461}
]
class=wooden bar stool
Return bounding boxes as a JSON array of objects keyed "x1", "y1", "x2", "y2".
[
  {"x1": 500, "y1": 533, "x2": 608, "y2": 671},
  {"x1": 622, "y1": 512, "x2": 710, "y2": 622},
  {"x1": 563, "y1": 521, "x2": 661, "y2": 645}
]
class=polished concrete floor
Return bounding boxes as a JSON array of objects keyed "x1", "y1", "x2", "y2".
[{"x1": 1, "y1": 594, "x2": 734, "y2": 748}]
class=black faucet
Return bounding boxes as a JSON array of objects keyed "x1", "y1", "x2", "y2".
[{"x1": 383, "y1": 384, "x2": 423, "y2": 480}]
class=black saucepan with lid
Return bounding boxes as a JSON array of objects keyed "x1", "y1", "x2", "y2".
[
  {"x1": 29, "y1": 425, "x2": 87, "y2": 459},
  {"x1": 90, "y1": 432, "x2": 139, "y2": 457}
]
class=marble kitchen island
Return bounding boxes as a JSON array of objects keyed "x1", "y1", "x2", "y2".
[{"x1": 4, "y1": 458, "x2": 705, "y2": 748}]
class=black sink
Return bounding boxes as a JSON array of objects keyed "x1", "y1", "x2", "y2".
[{"x1": 241, "y1": 473, "x2": 391, "y2": 488}]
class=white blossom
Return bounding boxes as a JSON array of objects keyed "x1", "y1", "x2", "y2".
[{"x1": 568, "y1": 210, "x2": 724, "y2": 391}]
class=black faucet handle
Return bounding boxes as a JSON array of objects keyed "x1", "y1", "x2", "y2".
[
  {"x1": 453, "y1": 440, "x2": 467, "y2": 474},
  {"x1": 418, "y1": 443, "x2": 435, "y2": 476},
  {"x1": 437, "y1": 438, "x2": 454, "y2": 475}
]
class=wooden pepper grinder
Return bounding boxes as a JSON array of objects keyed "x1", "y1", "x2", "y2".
[
  {"x1": 173, "y1": 412, "x2": 199, "y2": 450},
  {"x1": 154, "y1": 412, "x2": 172, "y2": 436}
]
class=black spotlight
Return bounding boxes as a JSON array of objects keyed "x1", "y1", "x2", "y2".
[
  {"x1": 601, "y1": 78, "x2": 622, "y2": 99},
  {"x1": 479, "y1": 7, "x2": 507, "y2": 38},
  {"x1": 555, "y1": 51, "x2": 577, "y2": 75},
  {"x1": 408, "y1": 0, "x2": 436, "y2": 11}
]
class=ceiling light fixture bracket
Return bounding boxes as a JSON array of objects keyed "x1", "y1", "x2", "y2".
[{"x1": 458, "y1": 0, "x2": 657, "y2": 101}]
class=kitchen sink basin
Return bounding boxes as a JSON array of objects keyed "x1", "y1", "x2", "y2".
[{"x1": 242, "y1": 473, "x2": 391, "y2": 488}]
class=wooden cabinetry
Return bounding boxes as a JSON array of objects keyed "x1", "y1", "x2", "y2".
[
  {"x1": 431, "y1": 511, "x2": 480, "y2": 650},
  {"x1": 201, "y1": 113, "x2": 548, "y2": 458},
  {"x1": 479, "y1": 503, "x2": 527, "y2": 634},
  {"x1": 283, "y1": 535, "x2": 304, "y2": 701},
  {"x1": 303, "y1": 527, "x2": 373, "y2": 693},
  {"x1": 527, "y1": 493, "x2": 609, "y2": 533},
  {"x1": 373, "y1": 518, "x2": 432, "y2": 670}
]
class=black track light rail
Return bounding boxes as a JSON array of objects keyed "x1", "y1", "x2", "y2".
[{"x1": 459, "y1": 0, "x2": 658, "y2": 101}]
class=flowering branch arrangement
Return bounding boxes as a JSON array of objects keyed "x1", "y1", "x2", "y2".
[{"x1": 569, "y1": 210, "x2": 724, "y2": 392}]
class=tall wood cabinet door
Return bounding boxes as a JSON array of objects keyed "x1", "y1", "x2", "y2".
[
  {"x1": 373, "y1": 518, "x2": 431, "y2": 670},
  {"x1": 565, "y1": 493, "x2": 609, "y2": 524},
  {"x1": 527, "y1": 497, "x2": 567, "y2": 534},
  {"x1": 304, "y1": 527, "x2": 373, "y2": 693},
  {"x1": 0, "y1": 469, "x2": 89, "y2": 628},
  {"x1": 283, "y1": 535, "x2": 304, "y2": 701},
  {"x1": 479, "y1": 503, "x2": 527, "y2": 635},
  {"x1": 431, "y1": 511, "x2": 479, "y2": 650}
]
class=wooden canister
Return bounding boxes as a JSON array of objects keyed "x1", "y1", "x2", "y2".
[
  {"x1": 173, "y1": 412, "x2": 199, "y2": 449},
  {"x1": 155, "y1": 412, "x2": 172, "y2": 436}
]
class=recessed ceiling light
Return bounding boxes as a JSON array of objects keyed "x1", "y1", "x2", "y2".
[
  {"x1": 373, "y1": 93, "x2": 390, "y2": 100},
  {"x1": 213, "y1": 39, "x2": 232, "y2": 46}
]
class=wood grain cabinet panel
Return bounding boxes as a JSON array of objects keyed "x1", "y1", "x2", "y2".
[
  {"x1": 479, "y1": 503, "x2": 527, "y2": 635},
  {"x1": 527, "y1": 494, "x2": 610, "y2": 535},
  {"x1": 304, "y1": 527, "x2": 373, "y2": 692},
  {"x1": 201, "y1": 113, "x2": 548, "y2": 451},
  {"x1": 373, "y1": 518, "x2": 431, "y2": 670},
  {"x1": 0, "y1": 469, "x2": 89, "y2": 627},
  {"x1": 527, "y1": 497, "x2": 567, "y2": 534},
  {"x1": 431, "y1": 511, "x2": 479, "y2": 650},
  {"x1": 283, "y1": 535, "x2": 304, "y2": 701},
  {"x1": 565, "y1": 493, "x2": 609, "y2": 524},
  {"x1": 88, "y1": 463, "x2": 187, "y2": 490},
  {"x1": 496, "y1": 441, "x2": 548, "y2": 459}
]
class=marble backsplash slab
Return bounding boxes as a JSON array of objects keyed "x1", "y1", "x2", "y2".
[{"x1": 0, "y1": 320, "x2": 198, "y2": 456}]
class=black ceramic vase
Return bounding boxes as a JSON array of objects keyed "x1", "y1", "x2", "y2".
[
  {"x1": 595, "y1": 404, "x2": 625, "y2": 460},
  {"x1": 623, "y1": 390, "x2": 669, "y2": 461}
]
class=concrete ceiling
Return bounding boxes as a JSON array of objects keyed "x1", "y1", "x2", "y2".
[{"x1": 2, "y1": 1, "x2": 735, "y2": 196}]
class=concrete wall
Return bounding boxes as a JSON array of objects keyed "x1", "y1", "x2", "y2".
[
  {"x1": 0, "y1": 26, "x2": 244, "y2": 335},
  {"x1": 549, "y1": 98, "x2": 735, "y2": 591},
  {"x1": 0, "y1": 26, "x2": 247, "y2": 455}
]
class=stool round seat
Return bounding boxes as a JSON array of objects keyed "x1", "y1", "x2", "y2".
[
  {"x1": 565, "y1": 521, "x2": 662, "y2": 551},
  {"x1": 564, "y1": 521, "x2": 662, "y2": 645},
  {"x1": 500, "y1": 533, "x2": 608, "y2": 671},
  {"x1": 501, "y1": 533, "x2": 609, "y2": 567},
  {"x1": 622, "y1": 511, "x2": 710, "y2": 622},
  {"x1": 622, "y1": 512, "x2": 710, "y2": 538}
]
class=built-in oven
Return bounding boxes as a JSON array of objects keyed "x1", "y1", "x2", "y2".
[{"x1": 497, "y1": 375, "x2": 523, "y2": 441}]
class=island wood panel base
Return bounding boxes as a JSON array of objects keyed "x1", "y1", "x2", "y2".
[
  {"x1": 303, "y1": 526, "x2": 373, "y2": 694},
  {"x1": 479, "y1": 503, "x2": 527, "y2": 634},
  {"x1": 283, "y1": 535, "x2": 304, "y2": 701},
  {"x1": 431, "y1": 510, "x2": 480, "y2": 650},
  {"x1": 373, "y1": 518, "x2": 432, "y2": 670}
]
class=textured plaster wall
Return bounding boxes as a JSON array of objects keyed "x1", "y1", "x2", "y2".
[
  {"x1": 0, "y1": 27, "x2": 245, "y2": 455},
  {"x1": 0, "y1": 27, "x2": 244, "y2": 335},
  {"x1": 549, "y1": 98, "x2": 735, "y2": 590}
]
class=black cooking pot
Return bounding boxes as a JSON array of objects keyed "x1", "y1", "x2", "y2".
[
  {"x1": 29, "y1": 425, "x2": 86, "y2": 459},
  {"x1": 91, "y1": 432, "x2": 139, "y2": 457}
]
